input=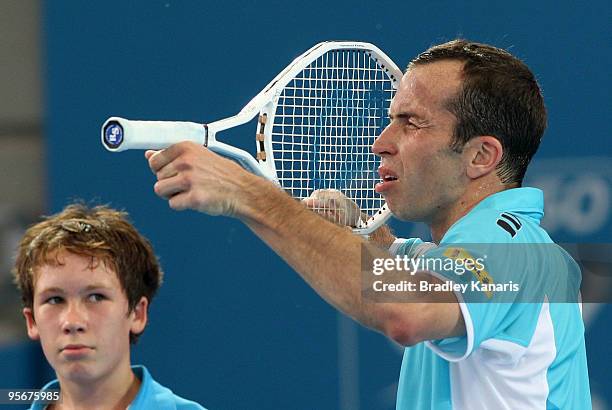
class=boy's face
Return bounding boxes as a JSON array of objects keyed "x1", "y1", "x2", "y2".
[{"x1": 23, "y1": 251, "x2": 147, "y2": 384}]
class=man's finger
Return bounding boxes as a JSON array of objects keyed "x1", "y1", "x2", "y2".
[
  {"x1": 147, "y1": 143, "x2": 187, "y2": 173},
  {"x1": 156, "y1": 164, "x2": 178, "y2": 181},
  {"x1": 303, "y1": 198, "x2": 324, "y2": 208},
  {"x1": 168, "y1": 191, "x2": 191, "y2": 211},
  {"x1": 144, "y1": 150, "x2": 159, "y2": 160},
  {"x1": 146, "y1": 150, "x2": 177, "y2": 180},
  {"x1": 153, "y1": 174, "x2": 190, "y2": 199}
]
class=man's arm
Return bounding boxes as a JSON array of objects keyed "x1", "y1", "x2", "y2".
[{"x1": 146, "y1": 142, "x2": 465, "y2": 345}]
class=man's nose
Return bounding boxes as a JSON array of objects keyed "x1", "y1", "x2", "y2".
[{"x1": 372, "y1": 123, "x2": 397, "y2": 157}]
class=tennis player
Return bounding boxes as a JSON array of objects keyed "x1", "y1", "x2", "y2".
[
  {"x1": 146, "y1": 40, "x2": 591, "y2": 409},
  {"x1": 13, "y1": 204, "x2": 206, "y2": 410}
]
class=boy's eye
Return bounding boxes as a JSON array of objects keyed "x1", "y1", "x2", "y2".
[
  {"x1": 87, "y1": 293, "x2": 106, "y2": 302},
  {"x1": 46, "y1": 296, "x2": 63, "y2": 305}
]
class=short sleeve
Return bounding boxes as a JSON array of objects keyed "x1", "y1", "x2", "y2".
[
  {"x1": 390, "y1": 237, "x2": 424, "y2": 256},
  {"x1": 417, "y1": 243, "x2": 540, "y2": 361}
]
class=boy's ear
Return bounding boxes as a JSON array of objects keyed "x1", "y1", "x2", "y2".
[
  {"x1": 129, "y1": 297, "x2": 148, "y2": 335},
  {"x1": 23, "y1": 308, "x2": 40, "y2": 340}
]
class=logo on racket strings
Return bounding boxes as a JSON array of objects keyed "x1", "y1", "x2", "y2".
[{"x1": 104, "y1": 122, "x2": 124, "y2": 149}]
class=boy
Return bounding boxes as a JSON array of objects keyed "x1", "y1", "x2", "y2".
[{"x1": 13, "y1": 204, "x2": 205, "y2": 409}]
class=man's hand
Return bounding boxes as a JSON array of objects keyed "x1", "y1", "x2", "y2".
[
  {"x1": 303, "y1": 189, "x2": 396, "y2": 248},
  {"x1": 303, "y1": 189, "x2": 363, "y2": 228},
  {"x1": 145, "y1": 141, "x2": 256, "y2": 217}
]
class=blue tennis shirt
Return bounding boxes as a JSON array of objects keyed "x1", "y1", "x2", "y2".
[
  {"x1": 392, "y1": 188, "x2": 591, "y2": 410},
  {"x1": 29, "y1": 365, "x2": 205, "y2": 410}
]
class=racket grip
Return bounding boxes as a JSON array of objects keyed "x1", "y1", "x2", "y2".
[{"x1": 101, "y1": 117, "x2": 206, "y2": 152}]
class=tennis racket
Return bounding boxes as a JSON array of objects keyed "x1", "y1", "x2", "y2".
[{"x1": 101, "y1": 41, "x2": 402, "y2": 234}]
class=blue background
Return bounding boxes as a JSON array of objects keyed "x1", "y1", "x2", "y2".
[{"x1": 1, "y1": 1, "x2": 610, "y2": 409}]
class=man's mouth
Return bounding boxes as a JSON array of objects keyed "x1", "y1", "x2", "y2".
[
  {"x1": 378, "y1": 166, "x2": 398, "y2": 182},
  {"x1": 382, "y1": 174, "x2": 398, "y2": 182},
  {"x1": 376, "y1": 167, "x2": 399, "y2": 193}
]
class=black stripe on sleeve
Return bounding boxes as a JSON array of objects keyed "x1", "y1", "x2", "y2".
[
  {"x1": 496, "y1": 219, "x2": 517, "y2": 237},
  {"x1": 501, "y1": 212, "x2": 522, "y2": 230}
]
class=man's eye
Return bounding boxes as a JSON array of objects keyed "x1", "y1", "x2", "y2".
[
  {"x1": 88, "y1": 293, "x2": 106, "y2": 302},
  {"x1": 46, "y1": 296, "x2": 63, "y2": 305}
]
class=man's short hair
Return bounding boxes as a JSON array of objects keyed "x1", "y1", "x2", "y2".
[
  {"x1": 409, "y1": 39, "x2": 547, "y2": 185},
  {"x1": 13, "y1": 203, "x2": 163, "y2": 343}
]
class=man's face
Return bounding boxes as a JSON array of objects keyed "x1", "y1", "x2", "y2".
[
  {"x1": 373, "y1": 60, "x2": 468, "y2": 222},
  {"x1": 23, "y1": 251, "x2": 146, "y2": 384}
]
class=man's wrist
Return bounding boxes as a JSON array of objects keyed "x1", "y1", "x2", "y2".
[
  {"x1": 234, "y1": 172, "x2": 296, "y2": 227},
  {"x1": 368, "y1": 225, "x2": 396, "y2": 249}
]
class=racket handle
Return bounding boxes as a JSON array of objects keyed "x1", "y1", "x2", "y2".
[{"x1": 101, "y1": 117, "x2": 206, "y2": 152}]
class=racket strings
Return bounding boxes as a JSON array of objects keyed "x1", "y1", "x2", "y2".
[{"x1": 271, "y1": 49, "x2": 395, "y2": 227}]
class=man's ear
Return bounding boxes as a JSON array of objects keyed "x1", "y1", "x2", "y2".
[
  {"x1": 23, "y1": 308, "x2": 40, "y2": 341},
  {"x1": 465, "y1": 136, "x2": 503, "y2": 179},
  {"x1": 129, "y1": 297, "x2": 148, "y2": 335}
]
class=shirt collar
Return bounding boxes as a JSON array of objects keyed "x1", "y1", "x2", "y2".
[
  {"x1": 126, "y1": 365, "x2": 151, "y2": 409},
  {"x1": 469, "y1": 187, "x2": 544, "y2": 223},
  {"x1": 30, "y1": 380, "x2": 60, "y2": 410},
  {"x1": 31, "y1": 366, "x2": 151, "y2": 410}
]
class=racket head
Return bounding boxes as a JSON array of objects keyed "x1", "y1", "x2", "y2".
[
  {"x1": 100, "y1": 42, "x2": 400, "y2": 234},
  {"x1": 254, "y1": 42, "x2": 401, "y2": 234}
]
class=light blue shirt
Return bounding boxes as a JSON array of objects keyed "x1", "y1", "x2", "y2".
[
  {"x1": 393, "y1": 188, "x2": 591, "y2": 409},
  {"x1": 29, "y1": 365, "x2": 205, "y2": 410}
]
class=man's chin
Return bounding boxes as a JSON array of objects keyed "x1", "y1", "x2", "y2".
[{"x1": 386, "y1": 203, "x2": 426, "y2": 223}]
